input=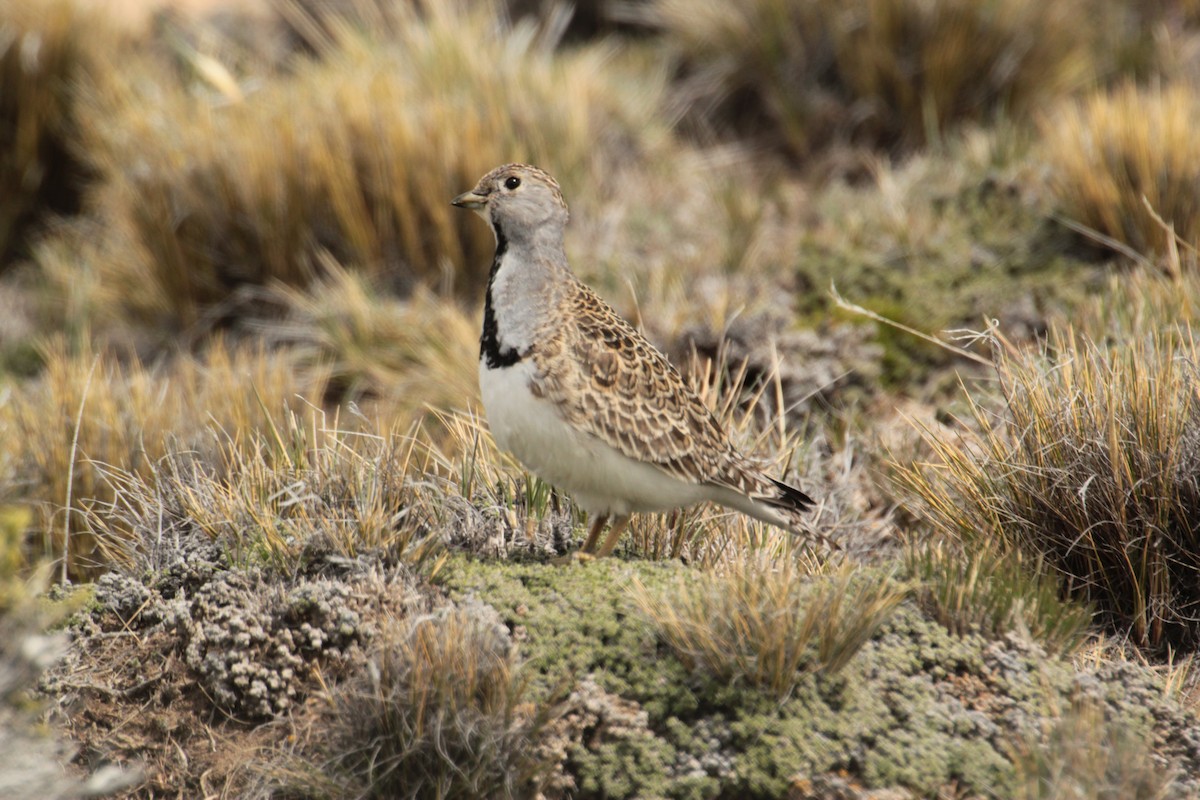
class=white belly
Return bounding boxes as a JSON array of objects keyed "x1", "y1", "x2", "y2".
[{"x1": 479, "y1": 360, "x2": 708, "y2": 515}]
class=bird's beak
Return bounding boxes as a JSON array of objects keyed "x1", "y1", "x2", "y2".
[{"x1": 451, "y1": 189, "x2": 487, "y2": 210}]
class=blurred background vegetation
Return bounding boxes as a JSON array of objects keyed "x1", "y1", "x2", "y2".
[{"x1": 6, "y1": 0, "x2": 1200, "y2": 795}]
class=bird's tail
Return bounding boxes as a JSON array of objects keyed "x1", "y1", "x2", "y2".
[
  {"x1": 763, "y1": 476, "x2": 815, "y2": 513},
  {"x1": 708, "y1": 465, "x2": 829, "y2": 545}
]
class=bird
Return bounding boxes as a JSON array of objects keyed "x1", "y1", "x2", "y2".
[{"x1": 452, "y1": 163, "x2": 815, "y2": 557}]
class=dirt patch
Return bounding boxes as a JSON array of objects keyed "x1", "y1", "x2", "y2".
[{"x1": 46, "y1": 620, "x2": 269, "y2": 797}]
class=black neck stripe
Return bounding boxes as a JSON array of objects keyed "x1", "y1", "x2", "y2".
[{"x1": 480, "y1": 223, "x2": 524, "y2": 369}]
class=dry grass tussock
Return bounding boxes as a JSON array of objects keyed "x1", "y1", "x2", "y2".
[
  {"x1": 1041, "y1": 81, "x2": 1200, "y2": 255},
  {"x1": 0, "y1": 0, "x2": 118, "y2": 266},
  {"x1": 632, "y1": 553, "x2": 909, "y2": 698},
  {"x1": 652, "y1": 0, "x2": 1096, "y2": 156},
  {"x1": 87, "y1": 403, "x2": 446, "y2": 577},
  {"x1": 0, "y1": 340, "x2": 327, "y2": 580},
  {"x1": 906, "y1": 539, "x2": 1092, "y2": 655},
  {"x1": 263, "y1": 603, "x2": 556, "y2": 800},
  {"x1": 897, "y1": 326, "x2": 1200, "y2": 652},
  {"x1": 74, "y1": 0, "x2": 668, "y2": 331}
]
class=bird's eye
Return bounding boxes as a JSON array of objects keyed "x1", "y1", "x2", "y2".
[{"x1": 504, "y1": 176, "x2": 521, "y2": 190}]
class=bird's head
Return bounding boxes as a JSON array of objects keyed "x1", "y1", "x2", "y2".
[{"x1": 452, "y1": 163, "x2": 569, "y2": 244}]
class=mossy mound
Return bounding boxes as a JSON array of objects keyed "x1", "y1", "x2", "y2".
[
  {"x1": 439, "y1": 556, "x2": 1200, "y2": 799},
  {"x1": 795, "y1": 149, "x2": 1110, "y2": 389}
]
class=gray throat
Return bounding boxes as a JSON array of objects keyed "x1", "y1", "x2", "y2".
[{"x1": 480, "y1": 219, "x2": 568, "y2": 369}]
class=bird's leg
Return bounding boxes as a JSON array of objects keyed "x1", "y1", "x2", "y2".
[
  {"x1": 596, "y1": 515, "x2": 632, "y2": 558},
  {"x1": 581, "y1": 513, "x2": 609, "y2": 554}
]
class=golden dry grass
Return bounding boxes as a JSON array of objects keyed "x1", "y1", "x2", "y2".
[
  {"x1": 0, "y1": 0, "x2": 116, "y2": 265},
  {"x1": 72, "y1": 0, "x2": 668, "y2": 331},
  {"x1": 897, "y1": 327, "x2": 1200, "y2": 651},
  {"x1": 88, "y1": 404, "x2": 446, "y2": 576},
  {"x1": 1040, "y1": 82, "x2": 1200, "y2": 255},
  {"x1": 0, "y1": 340, "x2": 327, "y2": 580},
  {"x1": 1071, "y1": 267, "x2": 1200, "y2": 342},
  {"x1": 261, "y1": 262, "x2": 480, "y2": 415},
  {"x1": 631, "y1": 554, "x2": 909, "y2": 697}
]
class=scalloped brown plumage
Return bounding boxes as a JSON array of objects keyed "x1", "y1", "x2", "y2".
[{"x1": 453, "y1": 163, "x2": 816, "y2": 557}]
